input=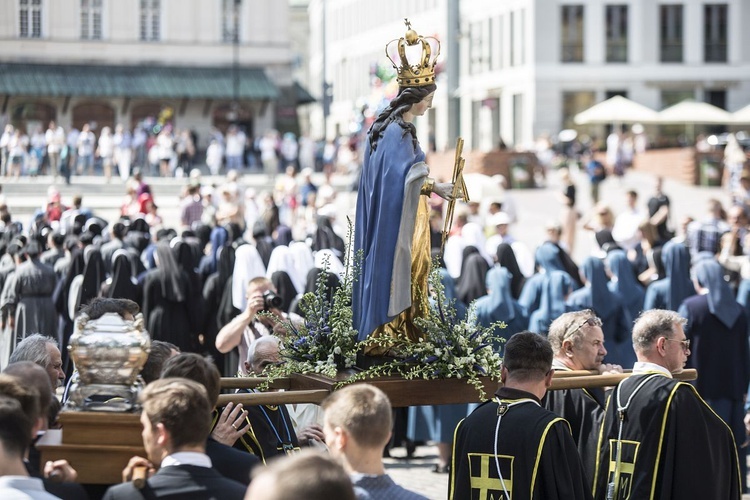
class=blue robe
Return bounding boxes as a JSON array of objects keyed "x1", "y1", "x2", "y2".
[
  {"x1": 520, "y1": 270, "x2": 572, "y2": 335},
  {"x1": 353, "y1": 122, "x2": 428, "y2": 341},
  {"x1": 643, "y1": 241, "x2": 693, "y2": 311},
  {"x1": 606, "y1": 250, "x2": 645, "y2": 326},
  {"x1": 474, "y1": 266, "x2": 528, "y2": 348}
]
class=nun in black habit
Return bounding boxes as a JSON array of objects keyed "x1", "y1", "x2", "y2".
[
  {"x1": 142, "y1": 241, "x2": 201, "y2": 352},
  {"x1": 202, "y1": 244, "x2": 236, "y2": 372},
  {"x1": 105, "y1": 250, "x2": 140, "y2": 303},
  {"x1": 52, "y1": 246, "x2": 85, "y2": 376},
  {"x1": 455, "y1": 246, "x2": 490, "y2": 306}
]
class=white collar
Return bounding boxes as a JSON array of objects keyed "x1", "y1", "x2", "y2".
[
  {"x1": 160, "y1": 451, "x2": 212, "y2": 469},
  {"x1": 632, "y1": 361, "x2": 672, "y2": 378},
  {"x1": 551, "y1": 359, "x2": 572, "y2": 371}
]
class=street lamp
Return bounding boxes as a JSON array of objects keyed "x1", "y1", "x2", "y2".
[{"x1": 228, "y1": 0, "x2": 241, "y2": 122}]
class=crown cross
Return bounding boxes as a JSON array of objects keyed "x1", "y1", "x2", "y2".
[{"x1": 385, "y1": 19, "x2": 441, "y2": 88}]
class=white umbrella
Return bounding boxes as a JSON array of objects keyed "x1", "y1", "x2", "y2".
[
  {"x1": 656, "y1": 100, "x2": 732, "y2": 124},
  {"x1": 574, "y1": 95, "x2": 658, "y2": 125},
  {"x1": 733, "y1": 103, "x2": 750, "y2": 124}
]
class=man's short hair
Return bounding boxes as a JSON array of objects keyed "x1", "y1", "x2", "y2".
[
  {"x1": 503, "y1": 332, "x2": 553, "y2": 382},
  {"x1": 79, "y1": 297, "x2": 140, "y2": 320},
  {"x1": 0, "y1": 374, "x2": 40, "y2": 425},
  {"x1": 632, "y1": 309, "x2": 686, "y2": 353},
  {"x1": 141, "y1": 341, "x2": 180, "y2": 384},
  {"x1": 321, "y1": 384, "x2": 392, "y2": 448},
  {"x1": 251, "y1": 450, "x2": 355, "y2": 500},
  {"x1": 160, "y1": 354, "x2": 221, "y2": 409},
  {"x1": 0, "y1": 396, "x2": 32, "y2": 457},
  {"x1": 4, "y1": 362, "x2": 52, "y2": 418},
  {"x1": 8, "y1": 333, "x2": 57, "y2": 369},
  {"x1": 548, "y1": 310, "x2": 598, "y2": 353},
  {"x1": 248, "y1": 276, "x2": 272, "y2": 290},
  {"x1": 140, "y1": 378, "x2": 211, "y2": 449}
]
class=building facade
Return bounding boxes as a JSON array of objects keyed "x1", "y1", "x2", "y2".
[
  {"x1": 310, "y1": 0, "x2": 750, "y2": 151},
  {"x1": 308, "y1": 0, "x2": 450, "y2": 149},
  {"x1": 0, "y1": 0, "x2": 305, "y2": 148}
]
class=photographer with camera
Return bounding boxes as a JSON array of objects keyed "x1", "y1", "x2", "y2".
[{"x1": 215, "y1": 276, "x2": 301, "y2": 376}]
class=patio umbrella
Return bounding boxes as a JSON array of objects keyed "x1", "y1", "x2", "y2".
[
  {"x1": 656, "y1": 100, "x2": 732, "y2": 124},
  {"x1": 732, "y1": 103, "x2": 750, "y2": 124},
  {"x1": 655, "y1": 100, "x2": 732, "y2": 141},
  {"x1": 574, "y1": 95, "x2": 658, "y2": 127}
]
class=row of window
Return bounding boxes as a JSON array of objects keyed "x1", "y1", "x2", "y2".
[
  {"x1": 468, "y1": 10, "x2": 526, "y2": 75},
  {"x1": 561, "y1": 4, "x2": 728, "y2": 64},
  {"x1": 328, "y1": 0, "x2": 442, "y2": 43},
  {"x1": 18, "y1": 0, "x2": 242, "y2": 42}
]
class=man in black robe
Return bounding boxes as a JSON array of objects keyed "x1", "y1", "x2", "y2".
[
  {"x1": 593, "y1": 309, "x2": 741, "y2": 500},
  {"x1": 449, "y1": 331, "x2": 591, "y2": 500},
  {"x1": 543, "y1": 310, "x2": 622, "y2": 488}
]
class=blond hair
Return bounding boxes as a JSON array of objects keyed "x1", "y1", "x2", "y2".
[
  {"x1": 322, "y1": 384, "x2": 392, "y2": 448},
  {"x1": 140, "y1": 378, "x2": 211, "y2": 449}
]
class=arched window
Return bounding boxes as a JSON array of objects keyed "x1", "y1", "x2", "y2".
[
  {"x1": 11, "y1": 101, "x2": 56, "y2": 134},
  {"x1": 212, "y1": 103, "x2": 254, "y2": 136},
  {"x1": 72, "y1": 101, "x2": 115, "y2": 133}
]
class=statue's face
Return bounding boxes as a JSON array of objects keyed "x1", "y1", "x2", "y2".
[{"x1": 411, "y1": 92, "x2": 435, "y2": 117}]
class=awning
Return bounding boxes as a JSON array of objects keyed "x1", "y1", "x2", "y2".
[
  {"x1": 293, "y1": 81, "x2": 316, "y2": 105},
  {"x1": 0, "y1": 63, "x2": 279, "y2": 100}
]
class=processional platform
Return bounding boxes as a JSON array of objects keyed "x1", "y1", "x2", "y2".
[{"x1": 36, "y1": 369, "x2": 697, "y2": 485}]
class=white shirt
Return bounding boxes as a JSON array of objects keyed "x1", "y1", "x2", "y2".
[
  {"x1": 45, "y1": 127, "x2": 65, "y2": 153},
  {"x1": 0, "y1": 476, "x2": 61, "y2": 499},
  {"x1": 632, "y1": 361, "x2": 672, "y2": 378},
  {"x1": 225, "y1": 131, "x2": 246, "y2": 157},
  {"x1": 160, "y1": 451, "x2": 213, "y2": 469},
  {"x1": 612, "y1": 208, "x2": 646, "y2": 250}
]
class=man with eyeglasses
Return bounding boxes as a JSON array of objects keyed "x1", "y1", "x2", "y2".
[
  {"x1": 543, "y1": 310, "x2": 622, "y2": 489},
  {"x1": 593, "y1": 309, "x2": 741, "y2": 500}
]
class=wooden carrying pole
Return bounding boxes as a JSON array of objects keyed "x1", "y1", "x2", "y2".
[
  {"x1": 550, "y1": 368, "x2": 696, "y2": 391},
  {"x1": 216, "y1": 389, "x2": 329, "y2": 407},
  {"x1": 220, "y1": 377, "x2": 291, "y2": 390}
]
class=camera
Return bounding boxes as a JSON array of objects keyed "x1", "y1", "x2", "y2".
[{"x1": 263, "y1": 290, "x2": 283, "y2": 310}]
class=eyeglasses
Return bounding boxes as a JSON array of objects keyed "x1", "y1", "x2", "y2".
[
  {"x1": 664, "y1": 337, "x2": 691, "y2": 351},
  {"x1": 562, "y1": 315, "x2": 603, "y2": 341}
]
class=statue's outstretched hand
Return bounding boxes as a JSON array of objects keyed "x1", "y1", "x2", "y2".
[{"x1": 433, "y1": 182, "x2": 457, "y2": 201}]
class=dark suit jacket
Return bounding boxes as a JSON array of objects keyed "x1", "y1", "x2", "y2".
[
  {"x1": 205, "y1": 437, "x2": 259, "y2": 486},
  {"x1": 102, "y1": 464, "x2": 246, "y2": 500}
]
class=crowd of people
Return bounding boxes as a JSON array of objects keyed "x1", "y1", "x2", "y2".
[
  {"x1": 0, "y1": 118, "x2": 356, "y2": 189},
  {"x1": 0, "y1": 122, "x2": 748, "y2": 497}
]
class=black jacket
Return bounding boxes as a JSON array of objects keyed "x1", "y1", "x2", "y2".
[{"x1": 102, "y1": 464, "x2": 246, "y2": 500}]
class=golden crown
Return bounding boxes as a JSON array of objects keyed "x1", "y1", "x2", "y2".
[{"x1": 385, "y1": 19, "x2": 441, "y2": 88}]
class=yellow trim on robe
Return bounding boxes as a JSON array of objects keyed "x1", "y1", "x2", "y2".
[
  {"x1": 530, "y1": 417, "x2": 570, "y2": 498},
  {"x1": 366, "y1": 196, "x2": 431, "y2": 355}
]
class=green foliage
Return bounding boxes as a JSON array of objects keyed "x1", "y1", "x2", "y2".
[
  {"x1": 256, "y1": 228, "x2": 504, "y2": 400},
  {"x1": 342, "y1": 263, "x2": 505, "y2": 399}
]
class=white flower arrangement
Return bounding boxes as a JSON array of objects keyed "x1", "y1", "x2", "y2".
[
  {"x1": 257, "y1": 226, "x2": 504, "y2": 400},
  {"x1": 346, "y1": 264, "x2": 505, "y2": 398}
]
